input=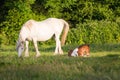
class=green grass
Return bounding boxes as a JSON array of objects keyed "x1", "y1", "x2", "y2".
[{"x1": 0, "y1": 44, "x2": 120, "y2": 80}]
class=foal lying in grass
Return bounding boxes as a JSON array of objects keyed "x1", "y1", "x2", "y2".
[{"x1": 68, "y1": 44, "x2": 90, "y2": 57}]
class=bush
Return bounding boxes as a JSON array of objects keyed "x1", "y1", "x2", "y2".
[
  {"x1": 66, "y1": 20, "x2": 120, "y2": 44},
  {"x1": 0, "y1": 0, "x2": 46, "y2": 45},
  {"x1": 0, "y1": 0, "x2": 120, "y2": 45}
]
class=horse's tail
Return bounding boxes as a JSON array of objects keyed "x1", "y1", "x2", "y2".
[{"x1": 61, "y1": 19, "x2": 69, "y2": 46}]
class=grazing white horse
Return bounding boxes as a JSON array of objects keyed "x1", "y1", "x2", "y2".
[{"x1": 16, "y1": 18, "x2": 69, "y2": 57}]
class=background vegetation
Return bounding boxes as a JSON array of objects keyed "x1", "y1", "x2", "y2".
[
  {"x1": 0, "y1": 1, "x2": 120, "y2": 79},
  {"x1": 0, "y1": 0, "x2": 120, "y2": 45}
]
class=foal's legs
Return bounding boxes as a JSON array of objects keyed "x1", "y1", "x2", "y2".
[
  {"x1": 86, "y1": 51, "x2": 90, "y2": 57},
  {"x1": 33, "y1": 39, "x2": 40, "y2": 57},
  {"x1": 54, "y1": 34, "x2": 63, "y2": 55},
  {"x1": 25, "y1": 41, "x2": 29, "y2": 57}
]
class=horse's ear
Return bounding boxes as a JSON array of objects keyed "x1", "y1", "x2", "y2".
[
  {"x1": 21, "y1": 41, "x2": 24, "y2": 44},
  {"x1": 16, "y1": 40, "x2": 18, "y2": 44},
  {"x1": 16, "y1": 41, "x2": 19, "y2": 51}
]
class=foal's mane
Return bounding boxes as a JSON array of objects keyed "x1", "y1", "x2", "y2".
[{"x1": 78, "y1": 44, "x2": 89, "y2": 48}]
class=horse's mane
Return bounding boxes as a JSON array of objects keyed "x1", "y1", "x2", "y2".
[{"x1": 23, "y1": 20, "x2": 35, "y2": 30}]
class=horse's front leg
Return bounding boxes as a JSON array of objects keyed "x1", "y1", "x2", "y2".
[
  {"x1": 25, "y1": 41, "x2": 29, "y2": 57},
  {"x1": 33, "y1": 39, "x2": 40, "y2": 57}
]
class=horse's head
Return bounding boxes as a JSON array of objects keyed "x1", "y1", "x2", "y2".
[{"x1": 16, "y1": 40, "x2": 24, "y2": 57}]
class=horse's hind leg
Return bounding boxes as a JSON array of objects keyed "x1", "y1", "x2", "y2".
[
  {"x1": 54, "y1": 34, "x2": 63, "y2": 55},
  {"x1": 25, "y1": 41, "x2": 29, "y2": 57},
  {"x1": 33, "y1": 39, "x2": 40, "y2": 57}
]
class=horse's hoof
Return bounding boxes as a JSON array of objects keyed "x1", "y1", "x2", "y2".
[
  {"x1": 36, "y1": 54, "x2": 41, "y2": 57},
  {"x1": 60, "y1": 52, "x2": 64, "y2": 54},
  {"x1": 53, "y1": 53, "x2": 58, "y2": 55},
  {"x1": 24, "y1": 55, "x2": 29, "y2": 57},
  {"x1": 59, "y1": 51, "x2": 64, "y2": 55}
]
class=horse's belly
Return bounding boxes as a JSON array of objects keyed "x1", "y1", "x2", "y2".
[
  {"x1": 37, "y1": 33, "x2": 54, "y2": 41},
  {"x1": 30, "y1": 22, "x2": 57, "y2": 41},
  {"x1": 32, "y1": 28, "x2": 54, "y2": 41}
]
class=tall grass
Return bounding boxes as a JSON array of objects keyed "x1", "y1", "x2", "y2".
[{"x1": 0, "y1": 44, "x2": 120, "y2": 80}]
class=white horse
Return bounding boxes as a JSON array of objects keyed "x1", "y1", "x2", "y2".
[{"x1": 16, "y1": 18, "x2": 69, "y2": 57}]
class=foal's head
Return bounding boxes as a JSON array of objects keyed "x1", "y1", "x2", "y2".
[{"x1": 16, "y1": 40, "x2": 24, "y2": 57}]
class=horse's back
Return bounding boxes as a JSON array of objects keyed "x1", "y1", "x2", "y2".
[
  {"x1": 20, "y1": 18, "x2": 65, "y2": 41},
  {"x1": 23, "y1": 18, "x2": 63, "y2": 28}
]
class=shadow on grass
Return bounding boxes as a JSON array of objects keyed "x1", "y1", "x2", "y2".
[
  {"x1": 90, "y1": 43, "x2": 120, "y2": 52},
  {"x1": 0, "y1": 43, "x2": 120, "y2": 54},
  {"x1": 106, "y1": 54, "x2": 120, "y2": 57},
  {"x1": 63, "y1": 43, "x2": 120, "y2": 52}
]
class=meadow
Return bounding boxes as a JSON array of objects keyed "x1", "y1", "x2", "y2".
[{"x1": 0, "y1": 44, "x2": 120, "y2": 80}]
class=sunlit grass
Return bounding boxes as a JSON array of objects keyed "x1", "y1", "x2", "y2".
[{"x1": 0, "y1": 44, "x2": 120, "y2": 80}]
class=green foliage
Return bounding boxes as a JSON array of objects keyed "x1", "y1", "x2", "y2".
[
  {"x1": 67, "y1": 20, "x2": 120, "y2": 44},
  {"x1": 0, "y1": 0, "x2": 39, "y2": 45},
  {"x1": 0, "y1": 0, "x2": 120, "y2": 45}
]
